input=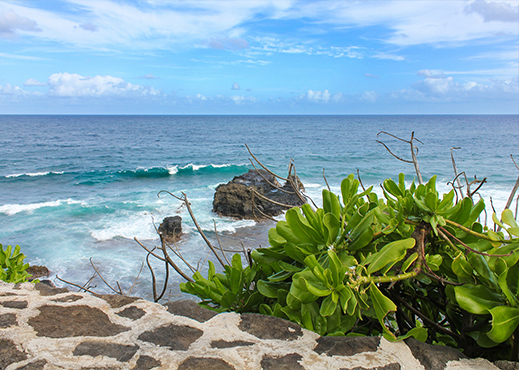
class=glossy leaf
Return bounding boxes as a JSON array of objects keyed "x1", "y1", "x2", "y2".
[
  {"x1": 454, "y1": 284, "x2": 504, "y2": 315},
  {"x1": 488, "y1": 306, "x2": 519, "y2": 343},
  {"x1": 366, "y1": 238, "x2": 415, "y2": 274}
]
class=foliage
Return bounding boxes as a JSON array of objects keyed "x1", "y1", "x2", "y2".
[
  {"x1": 0, "y1": 244, "x2": 32, "y2": 284},
  {"x1": 180, "y1": 173, "x2": 519, "y2": 360}
]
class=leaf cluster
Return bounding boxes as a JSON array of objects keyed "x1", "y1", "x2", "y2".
[
  {"x1": 0, "y1": 244, "x2": 32, "y2": 284},
  {"x1": 180, "y1": 173, "x2": 519, "y2": 361}
]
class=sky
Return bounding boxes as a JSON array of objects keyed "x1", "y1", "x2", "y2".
[{"x1": 0, "y1": 0, "x2": 518, "y2": 114}]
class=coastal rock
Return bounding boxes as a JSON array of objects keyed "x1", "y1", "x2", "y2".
[
  {"x1": 213, "y1": 169, "x2": 305, "y2": 219},
  {"x1": 158, "y1": 216, "x2": 182, "y2": 243},
  {"x1": 26, "y1": 265, "x2": 50, "y2": 279}
]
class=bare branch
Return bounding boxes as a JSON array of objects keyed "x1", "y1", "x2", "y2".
[
  {"x1": 376, "y1": 140, "x2": 414, "y2": 163},
  {"x1": 357, "y1": 169, "x2": 366, "y2": 192},
  {"x1": 245, "y1": 143, "x2": 288, "y2": 181},
  {"x1": 323, "y1": 168, "x2": 331, "y2": 191},
  {"x1": 450, "y1": 147, "x2": 462, "y2": 190},
  {"x1": 56, "y1": 276, "x2": 98, "y2": 295},
  {"x1": 214, "y1": 220, "x2": 231, "y2": 265},
  {"x1": 251, "y1": 188, "x2": 296, "y2": 208},
  {"x1": 90, "y1": 258, "x2": 122, "y2": 295},
  {"x1": 248, "y1": 159, "x2": 296, "y2": 195}
]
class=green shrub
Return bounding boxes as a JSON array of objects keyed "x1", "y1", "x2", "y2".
[
  {"x1": 181, "y1": 174, "x2": 519, "y2": 360},
  {"x1": 0, "y1": 244, "x2": 32, "y2": 284}
]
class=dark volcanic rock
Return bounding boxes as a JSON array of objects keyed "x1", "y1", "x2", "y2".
[
  {"x1": 116, "y1": 306, "x2": 146, "y2": 320},
  {"x1": 131, "y1": 355, "x2": 162, "y2": 370},
  {"x1": 239, "y1": 313, "x2": 303, "y2": 340},
  {"x1": 158, "y1": 216, "x2": 182, "y2": 243},
  {"x1": 404, "y1": 338, "x2": 467, "y2": 370},
  {"x1": 28, "y1": 305, "x2": 130, "y2": 338},
  {"x1": 73, "y1": 341, "x2": 139, "y2": 362},
  {"x1": 17, "y1": 360, "x2": 48, "y2": 370},
  {"x1": 211, "y1": 340, "x2": 255, "y2": 348},
  {"x1": 0, "y1": 339, "x2": 27, "y2": 368},
  {"x1": 1, "y1": 300, "x2": 28, "y2": 309},
  {"x1": 213, "y1": 169, "x2": 305, "y2": 219},
  {"x1": 95, "y1": 294, "x2": 140, "y2": 308},
  {"x1": 26, "y1": 265, "x2": 50, "y2": 278},
  {"x1": 138, "y1": 323, "x2": 203, "y2": 351},
  {"x1": 314, "y1": 336, "x2": 380, "y2": 357},
  {"x1": 34, "y1": 282, "x2": 68, "y2": 296},
  {"x1": 0, "y1": 313, "x2": 17, "y2": 328},
  {"x1": 178, "y1": 357, "x2": 236, "y2": 370},
  {"x1": 261, "y1": 353, "x2": 304, "y2": 370},
  {"x1": 343, "y1": 364, "x2": 401, "y2": 370},
  {"x1": 165, "y1": 299, "x2": 218, "y2": 323}
]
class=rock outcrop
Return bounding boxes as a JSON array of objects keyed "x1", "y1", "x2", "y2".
[
  {"x1": 158, "y1": 216, "x2": 182, "y2": 243},
  {"x1": 0, "y1": 281, "x2": 506, "y2": 370},
  {"x1": 213, "y1": 169, "x2": 305, "y2": 219}
]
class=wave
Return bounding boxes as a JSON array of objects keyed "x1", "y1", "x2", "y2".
[
  {"x1": 0, "y1": 199, "x2": 83, "y2": 216},
  {"x1": 5, "y1": 171, "x2": 64, "y2": 178}
]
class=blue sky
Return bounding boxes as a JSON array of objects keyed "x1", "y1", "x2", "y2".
[{"x1": 0, "y1": 0, "x2": 518, "y2": 114}]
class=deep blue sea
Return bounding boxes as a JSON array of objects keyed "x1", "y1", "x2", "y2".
[{"x1": 0, "y1": 115, "x2": 518, "y2": 300}]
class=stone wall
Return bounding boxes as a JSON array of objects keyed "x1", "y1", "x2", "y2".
[{"x1": 0, "y1": 281, "x2": 513, "y2": 370}]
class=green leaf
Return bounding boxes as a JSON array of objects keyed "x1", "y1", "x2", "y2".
[
  {"x1": 320, "y1": 294, "x2": 338, "y2": 317},
  {"x1": 257, "y1": 280, "x2": 280, "y2": 298},
  {"x1": 286, "y1": 207, "x2": 321, "y2": 245},
  {"x1": 323, "y1": 212, "x2": 340, "y2": 245},
  {"x1": 402, "y1": 253, "x2": 418, "y2": 273},
  {"x1": 299, "y1": 276, "x2": 331, "y2": 297},
  {"x1": 452, "y1": 253, "x2": 473, "y2": 278},
  {"x1": 369, "y1": 283, "x2": 397, "y2": 322},
  {"x1": 454, "y1": 284, "x2": 504, "y2": 315},
  {"x1": 502, "y1": 209, "x2": 519, "y2": 228},
  {"x1": 366, "y1": 238, "x2": 415, "y2": 274},
  {"x1": 488, "y1": 306, "x2": 519, "y2": 343}
]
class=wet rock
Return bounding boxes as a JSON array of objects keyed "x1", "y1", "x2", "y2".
[
  {"x1": 404, "y1": 338, "x2": 467, "y2": 370},
  {"x1": 261, "y1": 353, "x2": 304, "y2": 370},
  {"x1": 178, "y1": 357, "x2": 235, "y2": 370},
  {"x1": 495, "y1": 361, "x2": 519, "y2": 370},
  {"x1": 314, "y1": 336, "x2": 380, "y2": 357},
  {"x1": 165, "y1": 300, "x2": 218, "y2": 323},
  {"x1": 239, "y1": 313, "x2": 302, "y2": 340},
  {"x1": 28, "y1": 305, "x2": 129, "y2": 338},
  {"x1": 158, "y1": 216, "x2": 183, "y2": 243},
  {"x1": 73, "y1": 341, "x2": 139, "y2": 362},
  {"x1": 95, "y1": 294, "x2": 140, "y2": 309},
  {"x1": 213, "y1": 169, "x2": 305, "y2": 219},
  {"x1": 53, "y1": 294, "x2": 83, "y2": 303},
  {"x1": 34, "y1": 282, "x2": 68, "y2": 296},
  {"x1": 138, "y1": 323, "x2": 203, "y2": 351}
]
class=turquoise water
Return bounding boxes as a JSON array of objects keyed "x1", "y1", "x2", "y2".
[{"x1": 0, "y1": 115, "x2": 517, "y2": 300}]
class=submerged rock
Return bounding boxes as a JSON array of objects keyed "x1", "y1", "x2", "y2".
[{"x1": 213, "y1": 169, "x2": 305, "y2": 219}]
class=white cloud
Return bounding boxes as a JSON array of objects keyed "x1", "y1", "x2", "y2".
[
  {"x1": 361, "y1": 91, "x2": 378, "y2": 102},
  {"x1": 417, "y1": 69, "x2": 446, "y2": 79},
  {"x1": 465, "y1": 0, "x2": 519, "y2": 22},
  {"x1": 230, "y1": 95, "x2": 257, "y2": 104},
  {"x1": 0, "y1": 9, "x2": 41, "y2": 39},
  {"x1": 365, "y1": 73, "x2": 380, "y2": 79},
  {"x1": 138, "y1": 73, "x2": 158, "y2": 80},
  {"x1": 208, "y1": 37, "x2": 249, "y2": 50},
  {"x1": 24, "y1": 78, "x2": 47, "y2": 86},
  {"x1": 302, "y1": 89, "x2": 343, "y2": 103},
  {"x1": 231, "y1": 82, "x2": 240, "y2": 90},
  {"x1": 0, "y1": 83, "x2": 27, "y2": 96},
  {"x1": 47, "y1": 72, "x2": 160, "y2": 97}
]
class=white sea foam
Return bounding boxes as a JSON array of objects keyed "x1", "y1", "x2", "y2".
[
  {"x1": 167, "y1": 165, "x2": 179, "y2": 175},
  {"x1": 5, "y1": 171, "x2": 64, "y2": 178},
  {"x1": 0, "y1": 199, "x2": 82, "y2": 216}
]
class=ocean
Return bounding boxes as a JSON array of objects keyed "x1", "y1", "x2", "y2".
[{"x1": 0, "y1": 115, "x2": 518, "y2": 300}]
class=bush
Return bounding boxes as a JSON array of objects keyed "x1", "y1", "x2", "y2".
[
  {"x1": 0, "y1": 244, "x2": 32, "y2": 284},
  {"x1": 180, "y1": 174, "x2": 519, "y2": 360}
]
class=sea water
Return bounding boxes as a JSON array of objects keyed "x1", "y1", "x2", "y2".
[{"x1": 0, "y1": 115, "x2": 518, "y2": 300}]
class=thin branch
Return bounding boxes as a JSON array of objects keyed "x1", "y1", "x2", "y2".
[
  {"x1": 469, "y1": 177, "x2": 487, "y2": 198},
  {"x1": 127, "y1": 261, "x2": 145, "y2": 296},
  {"x1": 450, "y1": 147, "x2": 462, "y2": 190},
  {"x1": 253, "y1": 203, "x2": 278, "y2": 221},
  {"x1": 505, "y1": 155, "x2": 519, "y2": 211},
  {"x1": 245, "y1": 143, "x2": 288, "y2": 181},
  {"x1": 439, "y1": 226, "x2": 512, "y2": 256},
  {"x1": 214, "y1": 220, "x2": 231, "y2": 265},
  {"x1": 323, "y1": 168, "x2": 331, "y2": 191},
  {"x1": 376, "y1": 140, "x2": 413, "y2": 163},
  {"x1": 251, "y1": 188, "x2": 296, "y2": 208},
  {"x1": 357, "y1": 169, "x2": 366, "y2": 192},
  {"x1": 90, "y1": 258, "x2": 122, "y2": 295},
  {"x1": 56, "y1": 275, "x2": 98, "y2": 295},
  {"x1": 248, "y1": 158, "x2": 295, "y2": 194}
]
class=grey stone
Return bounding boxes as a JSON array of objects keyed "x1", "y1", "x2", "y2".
[
  {"x1": 28, "y1": 305, "x2": 129, "y2": 338},
  {"x1": 15, "y1": 359, "x2": 48, "y2": 370},
  {"x1": 314, "y1": 336, "x2": 380, "y2": 357},
  {"x1": 2, "y1": 300, "x2": 28, "y2": 309},
  {"x1": 26, "y1": 265, "x2": 50, "y2": 279},
  {"x1": 116, "y1": 306, "x2": 146, "y2": 320},
  {"x1": 404, "y1": 338, "x2": 466, "y2": 370},
  {"x1": 0, "y1": 313, "x2": 17, "y2": 328},
  {"x1": 211, "y1": 340, "x2": 255, "y2": 348},
  {"x1": 165, "y1": 300, "x2": 218, "y2": 323},
  {"x1": 138, "y1": 323, "x2": 203, "y2": 351},
  {"x1": 0, "y1": 339, "x2": 27, "y2": 369},
  {"x1": 34, "y1": 283, "x2": 68, "y2": 296},
  {"x1": 73, "y1": 341, "x2": 139, "y2": 362},
  {"x1": 53, "y1": 294, "x2": 83, "y2": 303},
  {"x1": 131, "y1": 355, "x2": 162, "y2": 370},
  {"x1": 494, "y1": 360, "x2": 519, "y2": 370},
  {"x1": 239, "y1": 313, "x2": 302, "y2": 340},
  {"x1": 261, "y1": 353, "x2": 304, "y2": 369},
  {"x1": 178, "y1": 357, "x2": 235, "y2": 370},
  {"x1": 94, "y1": 294, "x2": 140, "y2": 308}
]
